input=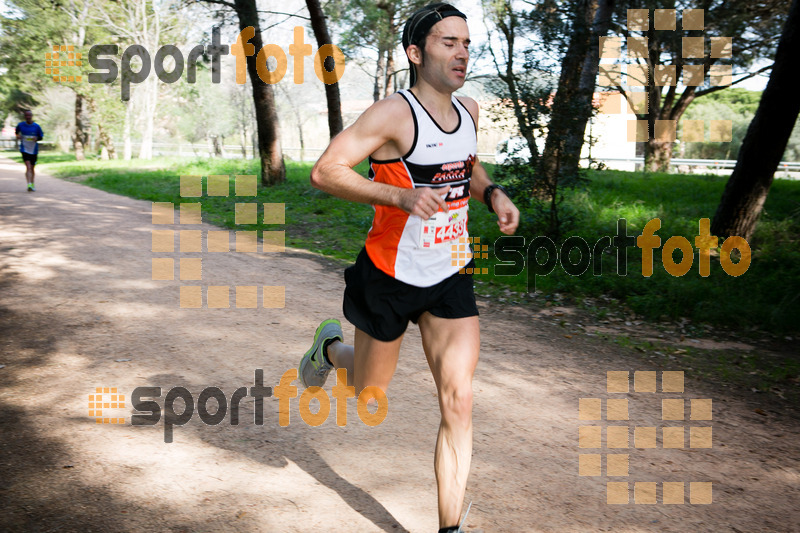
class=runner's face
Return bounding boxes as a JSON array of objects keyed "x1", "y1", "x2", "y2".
[
  {"x1": 419, "y1": 17, "x2": 470, "y2": 91},
  {"x1": 24, "y1": 112, "x2": 32, "y2": 124}
]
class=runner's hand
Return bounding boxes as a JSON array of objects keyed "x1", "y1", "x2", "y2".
[
  {"x1": 398, "y1": 185, "x2": 450, "y2": 219},
  {"x1": 492, "y1": 192, "x2": 519, "y2": 235}
]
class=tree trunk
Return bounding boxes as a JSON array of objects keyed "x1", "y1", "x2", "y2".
[
  {"x1": 234, "y1": 0, "x2": 285, "y2": 186},
  {"x1": 384, "y1": 46, "x2": 395, "y2": 99},
  {"x1": 538, "y1": 0, "x2": 596, "y2": 193},
  {"x1": 123, "y1": 101, "x2": 132, "y2": 160},
  {"x1": 492, "y1": 4, "x2": 539, "y2": 160},
  {"x1": 138, "y1": 75, "x2": 157, "y2": 159},
  {"x1": 91, "y1": 101, "x2": 117, "y2": 160},
  {"x1": 711, "y1": 0, "x2": 800, "y2": 240},
  {"x1": 72, "y1": 93, "x2": 88, "y2": 161},
  {"x1": 560, "y1": 0, "x2": 615, "y2": 179},
  {"x1": 137, "y1": 6, "x2": 159, "y2": 161},
  {"x1": 97, "y1": 124, "x2": 116, "y2": 158},
  {"x1": 235, "y1": 80, "x2": 250, "y2": 158},
  {"x1": 306, "y1": 0, "x2": 343, "y2": 137},
  {"x1": 298, "y1": 122, "x2": 305, "y2": 162},
  {"x1": 86, "y1": 97, "x2": 116, "y2": 159},
  {"x1": 374, "y1": 46, "x2": 386, "y2": 102},
  {"x1": 645, "y1": 139, "x2": 673, "y2": 172},
  {"x1": 212, "y1": 135, "x2": 223, "y2": 157},
  {"x1": 67, "y1": 1, "x2": 90, "y2": 161}
]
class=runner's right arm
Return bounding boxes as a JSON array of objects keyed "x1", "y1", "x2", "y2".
[{"x1": 311, "y1": 96, "x2": 449, "y2": 220}]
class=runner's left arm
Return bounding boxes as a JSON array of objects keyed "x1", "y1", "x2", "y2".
[
  {"x1": 472, "y1": 160, "x2": 518, "y2": 235},
  {"x1": 457, "y1": 97, "x2": 520, "y2": 235}
]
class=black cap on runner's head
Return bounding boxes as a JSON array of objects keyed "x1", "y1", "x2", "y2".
[{"x1": 402, "y1": 3, "x2": 467, "y2": 88}]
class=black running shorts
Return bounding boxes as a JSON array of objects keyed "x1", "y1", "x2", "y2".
[
  {"x1": 21, "y1": 152, "x2": 37, "y2": 165},
  {"x1": 343, "y1": 248, "x2": 479, "y2": 342}
]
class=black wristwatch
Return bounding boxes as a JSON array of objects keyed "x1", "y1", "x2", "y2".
[{"x1": 484, "y1": 184, "x2": 508, "y2": 214}]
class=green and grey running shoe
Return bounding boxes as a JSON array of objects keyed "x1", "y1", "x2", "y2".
[{"x1": 299, "y1": 319, "x2": 343, "y2": 388}]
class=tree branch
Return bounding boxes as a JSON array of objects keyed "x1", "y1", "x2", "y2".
[
  {"x1": 256, "y1": 9, "x2": 310, "y2": 21},
  {"x1": 193, "y1": 0, "x2": 236, "y2": 8},
  {"x1": 695, "y1": 63, "x2": 774, "y2": 97}
]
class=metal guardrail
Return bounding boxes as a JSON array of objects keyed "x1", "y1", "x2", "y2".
[
  {"x1": 590, "y1": 156, "x2": 800, "y2": 172},
  {"x1": 0, "y1": 139, "x2": 57, "y2": 150}
]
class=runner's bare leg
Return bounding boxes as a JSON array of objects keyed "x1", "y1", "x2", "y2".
[
  {"x1": 418, "y1": 313, "x2": 480, "y2": 528},
  {"x1": 325, "y1": 340, "x2": 354, "y2": 385},
  {"x1": 326, "y1": 328, "x2": 402, "y2": 392},
  {"x1": 327, "y1": 316, "x2": 477, "y2": 528},
  {"x1": 25, "y1": 161, "x2": 33, "y2": 185}
]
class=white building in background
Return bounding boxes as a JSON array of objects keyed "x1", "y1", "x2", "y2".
[
  {"x1": 454, "y1": 77, "x2": 638, "y2": 169},
  {"x1": 584, "y1": 92, "x2": 639, "y2": 171}
]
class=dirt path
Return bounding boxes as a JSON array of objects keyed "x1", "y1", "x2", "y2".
[{"x1": 1, "y1": 157, "x2": 798, "y2": 533}]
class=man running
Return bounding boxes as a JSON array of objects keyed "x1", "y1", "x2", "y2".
[
  {"x1": 15, "y1": 110, "x2": 44, "y2": 192},
  {"x1": 298, "y1": 4, "x2": 519, "y2": 531}
]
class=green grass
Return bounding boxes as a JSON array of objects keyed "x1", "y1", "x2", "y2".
[
  {"x1": 486, "y1": 168, "x2": 800, "y2": 334},
  {"x1": 26, "y1": 152, "x2": 800, "y2": 335},
  {"x1": 23, "y1": 153, "x2": 374, "y2": 263},
  {"x1": 594, "y1": 332, "x2": 800, "y2": 404}
]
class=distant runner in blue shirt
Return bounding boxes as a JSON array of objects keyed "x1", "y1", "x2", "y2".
[{"x1": 15, "y1": 110, "x2": 44, "y2": 192}]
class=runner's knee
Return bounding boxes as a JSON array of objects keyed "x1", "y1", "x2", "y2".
[{"x1": 439, "y1": 383, "x2": 473, "y2": 424}]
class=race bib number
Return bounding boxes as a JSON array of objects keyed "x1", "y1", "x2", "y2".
[
  {"x1": 419, "y1": 204, "x2": 468, "y2": 248},
  {"x1": 21, "y1": 135, "x2": 37, "y2": 154}
]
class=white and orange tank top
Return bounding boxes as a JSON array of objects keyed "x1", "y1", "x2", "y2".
[{"x1": 365, "y1": 89, "x2": 477, "y2": 287}]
